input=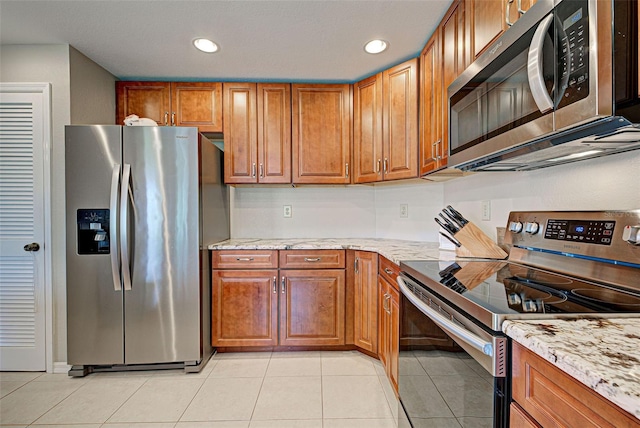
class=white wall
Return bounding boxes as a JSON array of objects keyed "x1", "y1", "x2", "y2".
[
  {"x1": 0, "y1": 44, "x2": 116, "y2": 365},
  {"x1": 231, "y1": 150, "x2": 640, "y2": 243}
]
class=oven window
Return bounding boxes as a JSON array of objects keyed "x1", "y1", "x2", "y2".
[{"x1": 398, "y1": 294, "x2": 507, "y2": 428}]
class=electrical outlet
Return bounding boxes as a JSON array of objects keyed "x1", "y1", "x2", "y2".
[
  {"x1": 400, "y1": 204, "x2": 409, "y2": 218},
  {"x1": 283, "y1": 205, "x2": 292, "y2": 218},
  {"x1": 481, "y1": 200, "x2": 491, "y2": 221}
]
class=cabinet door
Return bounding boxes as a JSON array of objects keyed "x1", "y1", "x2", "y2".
[
  {"x1": 292, "y1": 84, "x2": 351, "y2": 184},
  {"x1": 171, "y1": 82, "x2": 222, "y2": 132},
  {"x1": 223, "y1": 83, "x2": 258, "y2": 184},
  {"x1": 353, "y1": 252, "x2": 378, "y2": 353},
  {"x1": 116, "y1": 81, "x2": 171, "y2": 126},
  {"x1": 377, "y1": 276, "x2": 389, "y2": 369},
  {"x1": 441, "y1": 0, "x2": 469, "y2": 169},
  {"x1": 257, "y1": 83, "x2": 291, "y2": 183},
  {"x1": 279, "y1": 269, "x2": 346, "y2": 346},
  {"x1": 420, "y1": 31, "x2": 443, "y2": 174},
  {"x1": 473, "y1": 0, "x2": 507, "y2": 59},
  {"x1": 353, "y1": 73, "x2": 383, "y2": 184},
  {"x1": 388, "y1": 284, "x2": 399, "y2": 394},
  {"x1": 382, "y1": 58, "x2": 419, "y2": 181},
  {"x1": 212, "y1": 270, "x2": 278, "y2": 347}
]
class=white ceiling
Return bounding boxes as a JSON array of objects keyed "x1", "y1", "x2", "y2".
[{"x1": 0, "y1": 0, "x2": 452, "y2": 82}]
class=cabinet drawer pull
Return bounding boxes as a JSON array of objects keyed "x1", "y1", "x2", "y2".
[
  {"x1": 384, "y1": 268, "x2": 394, "y2": 275},
  {"x1": 304, "y1": 257, "x2": 321, "y2": 262},
  {"x1": 236, "y1": 257, "x2": 255, "y2": 261},
  {"x1": 272, "y1": 276, "x2": 277, "y2": 294}
]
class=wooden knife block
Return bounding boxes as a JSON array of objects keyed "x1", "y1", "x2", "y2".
[{"x1": 454, "y1": 221, "x2": 508, "y2": 259}]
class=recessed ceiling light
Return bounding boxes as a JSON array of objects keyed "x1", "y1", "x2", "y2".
[
  {"x1": 193, "y1": 38, "x2": 219, "y2": 53},
  {"x1": 364, "y1": 39, "x2": 388, "y2": 54}
]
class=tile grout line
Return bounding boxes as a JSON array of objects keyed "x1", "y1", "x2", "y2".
[
  {"x1": 173, "y1": 365, "x2": 211, "y2": 426},
  {"x1": 248, "y1": 352, "x2": 271, "y2": 425}
]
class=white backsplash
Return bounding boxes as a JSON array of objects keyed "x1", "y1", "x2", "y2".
[{"x1": 231, "y1": 150, "x2": 640, "y2": 242}]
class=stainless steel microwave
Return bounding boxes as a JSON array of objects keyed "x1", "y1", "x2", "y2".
[{"x1": 448, "y1": 0, "x2": 639, "y2": 171}]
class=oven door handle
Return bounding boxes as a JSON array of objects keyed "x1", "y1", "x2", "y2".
[{"x1": 397, "y1": 277, "x2": 494, "y2": 357}]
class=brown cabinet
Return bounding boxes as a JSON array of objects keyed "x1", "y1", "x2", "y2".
[
  {"x1": 292, "y1": 84, "x2": 352, "y2": 184},
  {"x1": 419, "y1": 29, "x2": 444, "y2": 174},
  {"x1": 116, "y1": 81, "x2": 222, "y2": 131},
  {"x1": 472, "y1": 0, "x2": 537, "y2": 59},
  {"x1": 511, "y1": 341, "x2": 639, "y2": 427},
  {"x1": 353, "y1": 59, "x2": 418, "y2": 183},
  {"x1": 378, "y1": 256, "x2": 400, "y2": 394},
  {"x1": 223, "y1": 83, "x2": 291, "y2": 184},
  {"x1": 352, "y1": 251, "x2": 378, "y2": 353},
  {"x1": 279, "y1": 269, "x2": 346, "y2": 346},
  {"x1": 211, "y1": 269, "x2": 278, "y2": 347},
  {"x1": 212, "y1": 249, "x2": 346, "y2": 349}
]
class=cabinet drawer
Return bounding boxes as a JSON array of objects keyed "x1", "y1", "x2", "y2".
[
  {"x1": 212, "y1": 250, "x2": 278, "y2": 269},
  {"x1": 378, "y1": 256, "x2": 399, "y2": 289},
  {"x1": 279, "y1": 250, "x2": 345, "y2": 269}
]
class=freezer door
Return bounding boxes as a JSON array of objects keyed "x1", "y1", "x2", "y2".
[
  {"x1": 122, "y1": 126, "x2": 201, "y2": 364},
  {"x1": 65, "y1": 125, "x2": 124, "y2": 365}
]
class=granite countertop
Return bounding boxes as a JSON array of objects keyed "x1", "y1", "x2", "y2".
[
  {"x1": 208, "y1": 238, "x2": 450, "y2": 265},
  {"x1": 503, "y1": 318, "x2": 640, "y2": 420}
]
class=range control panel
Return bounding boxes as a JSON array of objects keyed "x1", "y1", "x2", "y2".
[
  {"x1": 544, "y1": 219, "x2": 615, "y2": 245},
  {"x1": 505, "y1": 210, "x2": 640, "y2": 265}
]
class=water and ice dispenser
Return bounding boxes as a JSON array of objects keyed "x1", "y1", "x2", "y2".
[{"x1": 77, "y1": 209, "x2": 110, "y2": 254}]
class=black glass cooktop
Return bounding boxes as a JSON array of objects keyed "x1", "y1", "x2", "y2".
[{"x1": 400, "y1": 259, "x2": 640, "y2": 330}]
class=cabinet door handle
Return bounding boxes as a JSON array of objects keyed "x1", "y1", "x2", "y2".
[
  {"x1": 354, "y1": 258, "x2": 359, "y2": 273},
  {"x1": 236, "y1": 257, "x2": 254, "y2": 261},
  {"x1": 304, "y1": 257, "x2": 321, "y2": 262},
  {"x1": 252, "y1": 163, "x2": 257, "y2": 178},
  {"x1": 432, "y1": 140, "x2": 442, "y2": 161},
  {"x1": 506, "y1": 0, "x2": 515, "y2": 26},
  {"x1": 383, "y1": 158, "x2": 388, "y2": 173},
  {"x1": 383, "y1": 293, "x2": 390, "y2": 312},
  {"x1": 517, "y1": 0, "x2": 525, "y2": 15},
  {"x1": 387, "y1": 295, "x2": 392, "y2": 314},
  {"x1": 164, "y1": 111, "x2": 169, "y2": 126},
  {"x1": 345, "y1": 163, "x2": 349, "y2": 178},
  {"x1": 281, "y1": 276, "x2": 286, "y2": 294},
  {"x1": 377, "y1": 159, "x2": 381, "y2": 174},
  {"x1": 384, "y1": 268, "x2": 394, "y2": 275},
  {"x1": 259, "y1": 163, "x2": 264, "y2": 178},
  {"x1": 273, "y1": 276, "x2": 277, "y2": 294},
  {"x1": 171, "y1": 112, "x2": 176, "y2": 126}
]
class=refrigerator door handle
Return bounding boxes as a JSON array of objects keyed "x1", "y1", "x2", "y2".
[
  {"x1": 120, "y1": 163, "x2": 133, "y2": 291},
  {"x1": 110, "y1": 164, "x2": 122, "y2": 291}
]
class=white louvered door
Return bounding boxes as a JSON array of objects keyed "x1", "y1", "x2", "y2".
[{"x1": 0, "y1": 88, "x2": 47, "y2": 371}]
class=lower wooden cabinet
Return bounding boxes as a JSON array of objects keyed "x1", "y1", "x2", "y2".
[
  {"x1": 512, "y1": 341, "x2": 639, "y2": 427},
  {"x1": 211, "y1": 270, "x2": 278, "y2": 347},
  {"x1": 212, "y1": 250, "x2": 346, "y2": 349},
  {"x1": 378, "y1": 268, "x2": 399, "y2": 394},
  {"x1": 352, "y1": 251, "x2": 378, "y2": 353},
  {"x1": 279, "y1": 270, "x2": 345, "y2": 346}
]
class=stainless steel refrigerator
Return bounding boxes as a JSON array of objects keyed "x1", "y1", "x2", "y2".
[{"x1": 65, "y1": 125, "x2": 229, "y2": 376}]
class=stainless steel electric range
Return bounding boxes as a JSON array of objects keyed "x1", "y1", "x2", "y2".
[{"x1": 397, "y1": 210, "x2": 640, "y2": 428}]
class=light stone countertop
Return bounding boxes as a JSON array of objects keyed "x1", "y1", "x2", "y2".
[
  {"x1": 208, "y1": 238, "x2": 451, "y2": 265},
  {"x1": 503, "y1": 318, "x2": 640, "y2": 420}
]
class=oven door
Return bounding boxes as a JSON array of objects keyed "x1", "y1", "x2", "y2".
[{"x1": 397, "y1": 275, "x2": 509, "y2": 428}]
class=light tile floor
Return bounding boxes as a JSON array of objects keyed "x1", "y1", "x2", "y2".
[{"x1": 0, "y1": 351, "x2": 399, "y2": 428}]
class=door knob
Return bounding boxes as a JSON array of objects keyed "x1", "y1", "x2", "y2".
[{"x1": 24, "y1": 243, "x2": 40, "y2": 252}]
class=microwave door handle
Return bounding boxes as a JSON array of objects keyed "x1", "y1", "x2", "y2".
[
  {"x1": 397, "y1": 277, "x2": 494, "y2": 356},
  {"x1": 109, "y1": 164, "x2": 122, "y2": 291},
  {"x1": 120, "y1": 163, "x2": 132, "y2": 291},
  {"x1": 527, "y1": 13, "x2": 554, "y2": 114}
]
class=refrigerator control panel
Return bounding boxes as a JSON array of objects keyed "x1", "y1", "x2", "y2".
[{"x1": 77, "y1": 209, "x2": 110, "y2": 254}]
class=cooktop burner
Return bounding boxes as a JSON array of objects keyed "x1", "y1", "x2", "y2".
[{"x1": 400, "y1": 259, "x2": 640, "y2": 330}]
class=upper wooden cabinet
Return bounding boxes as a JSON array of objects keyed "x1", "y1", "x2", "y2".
[
  {"x1": 223, "y1": 83, "x2": 291, "y2": 184},
  {"x1": 116, "y1": 81, "x2": 222, "y2": 132},
  {"x1": 292, "y1": 84, "x2": 352, "y2": 184},
  {"x1": 472, "y1": 0, "x2": 537, "y2": 59},
  {"x1": 353, "y1": 59, "x2": 418, "y2": 183},
  {"x1": 420, "y1": 30, "x2": 444, "y2": 175}
]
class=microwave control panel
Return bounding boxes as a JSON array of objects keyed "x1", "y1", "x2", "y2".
[{"x1": 556, "y1": 0, "x2": 590, "y2": 109}]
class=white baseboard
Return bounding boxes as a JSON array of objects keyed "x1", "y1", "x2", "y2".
[{"x1": 53, "y1": 361, "x2": 71, "y2": 374}]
